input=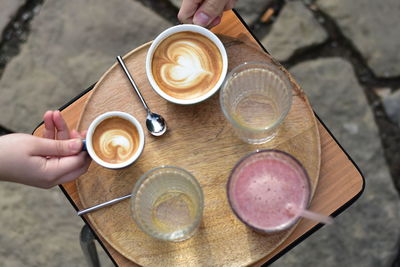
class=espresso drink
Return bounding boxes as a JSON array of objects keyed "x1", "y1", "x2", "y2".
[
  {"x1": 152, "y1": 31, "x2": 223, "y2": 100},
  {"x1": 92, "y1": 117, "x2": 140, "y2": 164}
]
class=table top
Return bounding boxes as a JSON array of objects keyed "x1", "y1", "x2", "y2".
[{"x1": 32, "y1": 10, "x2": 364, "y2": 266}]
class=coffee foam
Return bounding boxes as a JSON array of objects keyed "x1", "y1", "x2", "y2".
[
  {"x1": 92, "y1": 117, "x2": 139, "y2": 164},
  {"x1": 151, "y1": 31, "x2": 223, "y2": 100}
]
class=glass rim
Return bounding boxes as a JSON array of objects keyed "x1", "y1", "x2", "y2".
[
  {"x1": 226, "y1": 149, "x2": 311, "y2": 233},
  {"x1": 131, "y1": 165, "x2": 204, "y2": 241},
  {"x1": 219, "y1": 61, "x2": 293, "y2": 133},
  {"x1": 132, "y1": 165, "x2": 203, "y2": 194}
]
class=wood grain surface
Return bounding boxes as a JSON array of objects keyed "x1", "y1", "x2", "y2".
[
  {"x1": 74, "y1": 35, "x2": 320, "y2": 266},
  {"x1": 31, "y1": 10, "x2": 364, "y2": 267}
]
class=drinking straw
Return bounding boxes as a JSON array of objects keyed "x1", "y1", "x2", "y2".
[{"x1": 286, "y1": 203, "x2": 334, "y2": 225}]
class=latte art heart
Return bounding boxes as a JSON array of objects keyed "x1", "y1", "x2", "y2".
[
  {"x1": 160, "y1": 41, "x2": 212, "y2": 90},
  {"x1": 92, "y1": 117, "x2": 139, "y2": 164},
  {"x1": 152, "y1": 31, "x2": 223, "y2": 100}
]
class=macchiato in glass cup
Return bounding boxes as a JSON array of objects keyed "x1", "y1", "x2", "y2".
[
  {"x1": 85, "y1": 111, "x2": 145, "y2": 169},
  {"x1": 146, "y1": 24, "x2": 228, "y2": 105}
]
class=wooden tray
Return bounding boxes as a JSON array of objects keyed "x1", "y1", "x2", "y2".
[{"x1": 76, "y1": 36, "x2": 321, "y2": 266}]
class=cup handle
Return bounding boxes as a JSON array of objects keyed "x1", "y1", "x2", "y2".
[{"x1": 82, "y1": 139, "x2": 87, "y2": 152}]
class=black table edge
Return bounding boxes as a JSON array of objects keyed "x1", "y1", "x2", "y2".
[{"x1": 31, "y1": 10, "x2": 365, "y2": 267}]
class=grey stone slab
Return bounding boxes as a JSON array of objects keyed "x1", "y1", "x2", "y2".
[
  {"x1": 270, "y1": 58, "x2": 400, "y2": 266},
  {"x1": 0, "y1": 0, "x2": 25, "y2": 35},
  {"x1": 0, "y1": 182, "x2": 114, "y2": 266},
  {"x1": 262, "y1": 1, "x2": 327, "y2": 62},
  {"x1": 316, "y1": 0, "x2": 400, "y2": 77},
  {"x1": 383, "y1": 89, "x2": 400, "y2": 127},
  {"x1": 0, "y1": 0, "x2": 172, "y2": 133},
  {"x1": 170, "y1": 0, "x2": 271, "y2": 25},
  {"x1": 0, "y1": 183, "x2": 83, "y2": 266}
]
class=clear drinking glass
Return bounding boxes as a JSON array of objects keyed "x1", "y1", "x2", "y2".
[
  {"x1": 220, "y1": 62, "x2": 293, "y2": 144},
  {"x1": 131, "y1": 166, "x2": 204, "y2": 242}
]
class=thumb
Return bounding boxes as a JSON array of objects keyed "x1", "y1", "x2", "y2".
[
  {"x1": 193, "y1": 0, "x2": 226, "y2": 27},
  {"x1": 32, "y1": 137, "x2": 83, "y2": 157}
]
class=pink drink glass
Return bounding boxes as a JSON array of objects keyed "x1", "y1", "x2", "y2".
[{"x1": 227, "y1": 150, "x2": 311, "y2": 233}]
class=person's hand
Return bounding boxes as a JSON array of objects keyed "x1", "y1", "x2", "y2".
[
  {"x1": 0, "y1": 110, "x2": 91, "y2": 189},
  {"x1": 178, "y1": 0, "x2": 236, "y2": 28}
]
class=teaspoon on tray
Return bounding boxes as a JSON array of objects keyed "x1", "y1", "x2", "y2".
[
  {"x1": 77, "y1": 194, "x2": 132, "y2": 216},
  {"x1": 116, "y1": 56, "x2": 167, "y2": 136}
]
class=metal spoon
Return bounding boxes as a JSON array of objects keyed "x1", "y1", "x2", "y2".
[
  {"x1": 116, "y1": 56, "x2": 167, "y2": 136},
  {"x1": 77, "y1": 194, "x2": 132, "y2": 216}
]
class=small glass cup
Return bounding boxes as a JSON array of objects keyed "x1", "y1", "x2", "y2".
[
  {"x1": 220, "y1": 62, "x2": 293, "y2": 144},
  {"x1": 131, "y1": 166, "x2": 204, "y2": 242}
]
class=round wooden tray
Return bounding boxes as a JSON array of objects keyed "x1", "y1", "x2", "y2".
[{"x1": 76, "y1": 36, "x2": 321, "y2": 266}]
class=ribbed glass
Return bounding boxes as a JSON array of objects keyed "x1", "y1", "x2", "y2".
[{"x1": 220, "y1": 62, "x2": 293, "y2": 144}]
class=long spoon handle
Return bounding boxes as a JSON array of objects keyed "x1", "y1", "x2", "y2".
[
  {"x1": 116, "y1": 56, "x2": 149, "y2": 111},
  {"x1": 77, "y1": 194, "x2": 132, "y2": 216}
]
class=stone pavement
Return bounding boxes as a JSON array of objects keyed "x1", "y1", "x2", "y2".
[{"x1": 0, "y1": 0, "x2": 399, "y2": 266}]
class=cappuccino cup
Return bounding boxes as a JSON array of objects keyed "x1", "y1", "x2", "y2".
[
  {"x1": 146, "y1": 24, "x2": 228, "y2": 105},
  {"x1": 85, "y1": 111, "x2": 145, "y2": 169}
]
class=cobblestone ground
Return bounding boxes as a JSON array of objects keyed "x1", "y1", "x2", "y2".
[{"x1": 0, "y1": 0, "x2": 399, "y2": 266}]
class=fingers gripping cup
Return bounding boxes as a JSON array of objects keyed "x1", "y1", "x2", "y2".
[
  {"x1": 85, "y1": 111, "x2": 145, "y2": 169},
  {"x1": 227, "y1": 150, "x2": 310, "y2": 233},
  {"x1": 146, "y1": 24, "x2": 228, "y2": 105}
]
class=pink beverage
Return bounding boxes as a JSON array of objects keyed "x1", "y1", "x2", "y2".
[{"x1": 227, "y1": 150, "x2": 310, "y2": 233}]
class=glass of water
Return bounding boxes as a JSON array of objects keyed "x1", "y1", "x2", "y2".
[
  {"x1": 131, "y1": 166, "x2": 204, "y2": 242},
  {"x1": 220, "y1": 62, "x2": 293, "y2": 144}
]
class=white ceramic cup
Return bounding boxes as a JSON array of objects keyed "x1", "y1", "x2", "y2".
[
  {"x1": 85, "y1": 111, "x2": 145, "y2": 169},
  {"x1": 146, "y1": 24, "x2": 228, "y2": 105}
]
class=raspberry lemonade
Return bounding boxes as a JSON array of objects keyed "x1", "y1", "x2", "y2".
[{"x1": 227, "y1": 150, "x2": 310, "y2": 233}]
